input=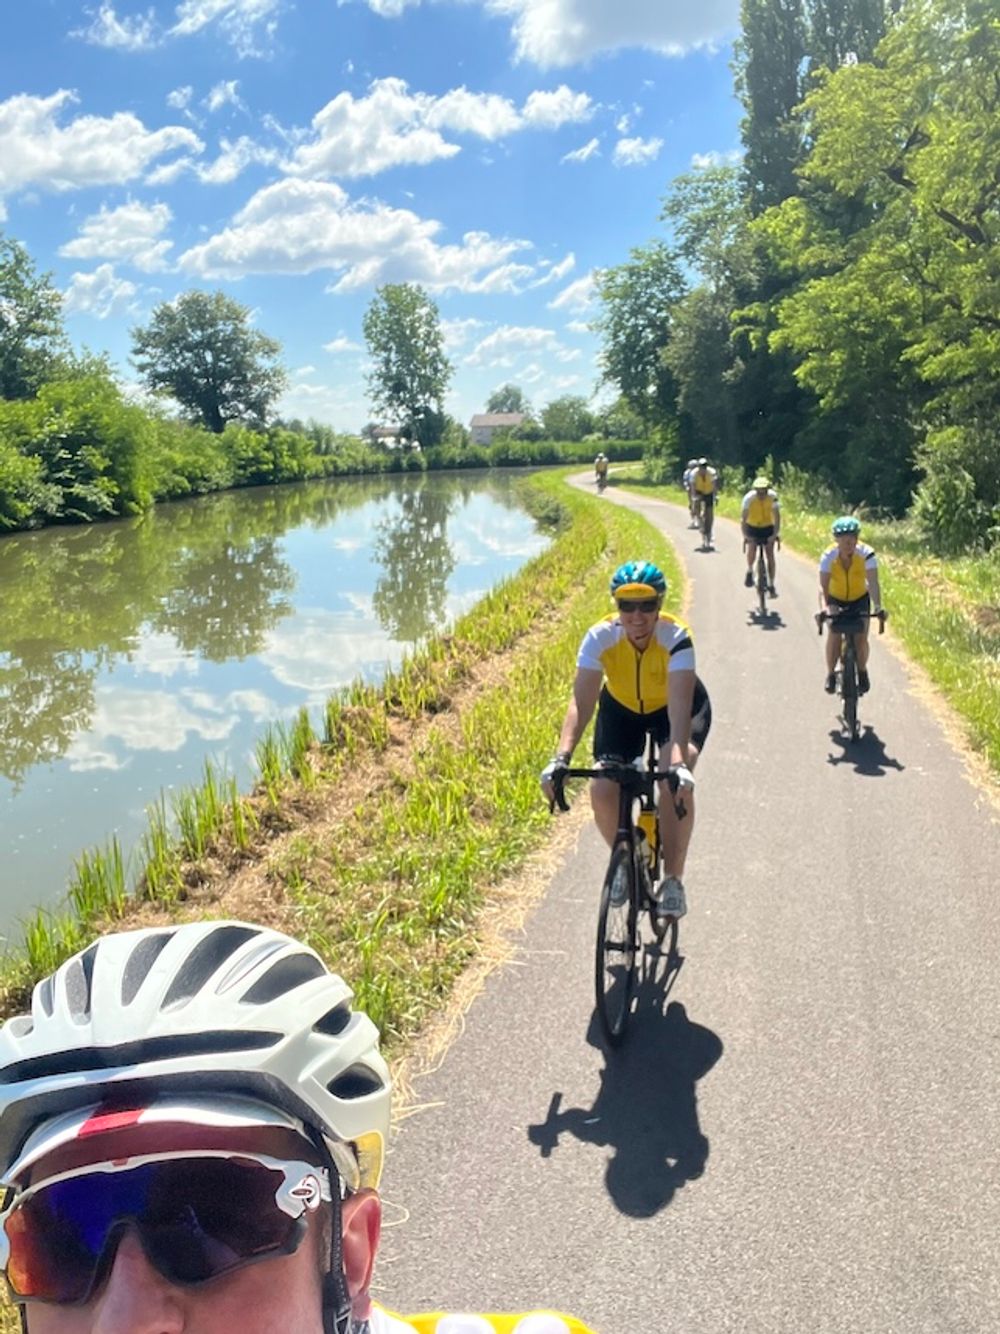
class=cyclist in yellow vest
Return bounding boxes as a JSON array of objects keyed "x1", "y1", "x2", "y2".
[
  {"x1": 819, "y1": 515, "x2": 883, "y2": 694},
  {"x1": 0, "y1": 921, "x2": 597, "y2": 1334},
  {"x1": 540, "y1": 560, "x2": 712, "y2": 920},
  {"x1": 741, "y1": 475, "x2": 781, "y2": 596},
  {"x1": 690, "y1": 458, "x2": 718, "y2": 545}
]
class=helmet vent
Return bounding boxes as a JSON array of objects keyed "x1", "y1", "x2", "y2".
[
  {"x1": 37, "y1": 975, "x2": 55, "y2": 1018},
  {"x1": 121, "y1": 932, "x2": 175, "y2": 1006},
  {"x1": 0, "y1": 1030, "x2": 282, "y2": 1086},
  {"x1": 327, "y1": 1065, "x2": 386, "y2": 1100},
  {"x1": 161, "y1": 925, "x2": 259, "y2": 1010},
  {"x1": 64, "y1": 945, "x2": 99, "y2": 1024},
  {"x1": 240, "y1": 953, "x2": 326, "y2": 1004},
  {"x1": 314, "y1": 1005, "x2": 352, "y2": 1036}
]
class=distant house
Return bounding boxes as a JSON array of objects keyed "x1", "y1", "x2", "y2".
[
  {"x1": 469, "y1": 412, "x2": 526, "y2": 445},
  {"x1": 371, "y1": 425, "x2": 405, "y2": 446}
]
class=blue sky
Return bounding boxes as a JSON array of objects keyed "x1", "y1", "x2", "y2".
[{"x1": 2, "y1": 1, "x2": 743, "y2": 432}]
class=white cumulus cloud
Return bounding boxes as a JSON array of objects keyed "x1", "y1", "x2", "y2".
[
  {"x1": 613, "y1": 134, "x2": 663, "y2": 167},
  {"x1": 177, "y1": 177, "x2": 535, "y2": 294},
  {"x1": 561, "y1": 136, "x2": 600, "y2": 164},
  {"x1": 0, "y1": 92, "x2": 202, "y2": 204},
  {"x1": 352, "y1": 0, "x2": 740, "y2": 67},
  {"x1": 548, "y1": 272, "x2": 595, "y2": 311},
  {"x1": 62, "y1": 264, "x2": 140, "y2": 318},
  {"x1": 59, "y1": 200, "x2": 174, "y2": 272}
]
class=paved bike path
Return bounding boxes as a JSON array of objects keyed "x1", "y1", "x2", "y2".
[{"x1": 376, "y1": 481, "x2": 1000, "y2": 1333}]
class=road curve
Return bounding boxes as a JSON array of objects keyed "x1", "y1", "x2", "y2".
[{"x1": 376, "y1": 481, "x2": 1000, "y2": 1334}]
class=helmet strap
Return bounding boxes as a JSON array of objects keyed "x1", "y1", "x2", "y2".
[{"x1": 302, "y1": 1126, "x2": 357, "y2": 1334}]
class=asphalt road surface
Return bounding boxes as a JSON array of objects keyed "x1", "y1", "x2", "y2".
[{"x1": 375, "y1": 481, "x2": 1000, "y2": 1333}]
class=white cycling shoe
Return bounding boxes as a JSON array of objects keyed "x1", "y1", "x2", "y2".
[{"x1": 656, "y1": 876, "x2": 687, "y2": 919}]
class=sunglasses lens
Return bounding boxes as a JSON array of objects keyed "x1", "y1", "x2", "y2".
[
  {"x1": 617, "y1": 598, "x2": 658, "y2": 613},
  {"x1": 4, "y1": 1158, "x2": 305, "y2": 1302}
]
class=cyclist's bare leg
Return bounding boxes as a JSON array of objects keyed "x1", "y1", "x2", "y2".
[
  {"x1": 855, "y1": 629, "x2": 871, "y2": 672},
  {"x1": 589, "y1": 775, "x2": 621, "y2": 847},
  {"x1": 745, "y1": 539, "x2": 758, "y2": 575},
  {"x1": 765, "y1": 537, "x2": 777, "y2": 581},
  {"x1": 659, "y1": 743, "x2": 699, "y2": 880},
  {"x1": 826, "y1": 629, "x2": 842, "y2": 677}
]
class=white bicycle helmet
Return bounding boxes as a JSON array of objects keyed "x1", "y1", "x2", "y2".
[{"x1": 0, "y1": 920, "x2": 390, "y2": 1193}]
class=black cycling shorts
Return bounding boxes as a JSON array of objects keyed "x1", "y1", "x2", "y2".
[
  {"x1": 745, "y1": 524, "x2": 774, "y2": 543},
  {"x1": 829, "y1": 593, "x2": 870, "y2": 635},
  {"x1": 592, "y1": 679, "x2": 712, "y2": 761}
]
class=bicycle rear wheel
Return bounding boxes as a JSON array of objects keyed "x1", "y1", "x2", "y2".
[{"x1": 595, "y1": 842, "x2": 637, "y2": 1045}]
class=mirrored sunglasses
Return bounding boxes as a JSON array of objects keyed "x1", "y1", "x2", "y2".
[
  {"x1": 0, "y1": 1150, "x2": 331, "y2": 1305},
  {"x1": 616, "y1": 598, "x2": 659, "y2": 613}
]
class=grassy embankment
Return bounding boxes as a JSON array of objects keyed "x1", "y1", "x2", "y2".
[
  {"x1": 0, "y1": 468, "x2": 679, "y2": 1052},
  {"x1": 616, "y1": 472, "x2": 1000, "y2": 780}
]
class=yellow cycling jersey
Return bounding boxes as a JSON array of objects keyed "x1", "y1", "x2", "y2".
[
  {"x1": 692, "y1": 468, "x2": 717, "y2": 495},
  {"x1": 741, "y1": 489, "x2": 778, "y2": 527},
  {"x1": 819, "y1": 541, "x2": 877, "y2": 602},
  {"x1": 371, "y1": 1308, "x2": 597, "y2": 1333},
  {"x1": 577, "y1": 613, "x2": 695, "y2": 715}
]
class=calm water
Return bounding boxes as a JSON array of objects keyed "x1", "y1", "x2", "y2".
[{"x1": 0, "y1": 471, "x2": 549, "y2": 936}]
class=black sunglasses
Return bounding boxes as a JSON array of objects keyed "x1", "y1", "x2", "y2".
[
  {"x1": 1, "y1": 1151, "x2": 330, "y2": 1305},
  {"x1": 616, "y1": 598, "x2": 659, "y2": 613}
]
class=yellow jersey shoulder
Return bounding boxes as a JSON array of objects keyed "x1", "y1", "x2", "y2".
[{"x1": 372, "y1": 1308, "x2": 598, "y2": 1334}]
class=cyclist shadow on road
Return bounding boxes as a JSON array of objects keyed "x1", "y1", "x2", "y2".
[
  {"x1": 747, "y1": 608, "x2": 785, "y2": 630},
  {"x1": 527, "y1": 990, "x2": 723, "y2": 1218},
  {"x1": 826, "y1": 726, "x2": 905, "y2": 776}
]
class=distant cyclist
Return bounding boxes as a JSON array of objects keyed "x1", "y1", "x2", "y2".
[
  {"x1": 741, "y1": 475, "x2": 781, "y2": 596},
  {"x1": 819, "y1": 515, "x2": 883, "y2": 695},
  {"x1": 690, "y1": 459, "x2": 719, "y2": 542},
  {"x1": 0, "y1": 920, "x2": 597, "y2": 1334},
  {"x1": 540, "y1": 560, "x2": 712, "y2": 920},
  {"x1": 594, "y1": 452, "x2": 609, "y2": 487}
]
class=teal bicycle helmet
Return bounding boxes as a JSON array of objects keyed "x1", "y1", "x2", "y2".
[
  {"x1": 609, "y1": 560, "x2": 667, "y2": 600},
  {"x1": 831, "y1": 515, "x2": 861, "y2": 535}
]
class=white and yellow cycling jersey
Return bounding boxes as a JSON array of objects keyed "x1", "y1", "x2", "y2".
[
  {"x1": 371, "y1": 1308, "x2": 597, "y2": 1333},
  {"x1": 819, "y1": 541, "x2": 877, "y2": 602},
  {"x1": 576, "y1": 613, "x2": 695, "y2": 715},
  {"x1": 741, "y1": 488, "x2": 779, "y2": 527}
]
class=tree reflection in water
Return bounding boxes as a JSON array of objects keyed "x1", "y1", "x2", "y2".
[{"x1": 371, "y1": 476, "x2": 464, "y2": 642}]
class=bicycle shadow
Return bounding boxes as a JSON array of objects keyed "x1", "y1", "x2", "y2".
[
  {"x1": 826, "y1": 725, "x2": 905, "y2": 775},
  {"x1": 526, "y1": 995, "x2": 723, "y2": 1218},
  {"x1": 747, "y1": 607, "x2": 785, "y2": 630}
]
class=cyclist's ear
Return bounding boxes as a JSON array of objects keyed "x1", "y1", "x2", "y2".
[{"x1": 341, "y1": 1190, "x2": 381, "y2": 1319}]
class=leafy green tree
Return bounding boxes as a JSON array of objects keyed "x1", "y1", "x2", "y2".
[
  {"x1": 486, "y1": 384, "x2": 530, "y2": 414},
  {"x1": 807, "y1": 0, "x2": 892, "y2": 73},
  {"x1": 0, "y1": 234, "x2": 67, "y2": 400},
  {"x1": 597, "y1": 397, "x2": 646, "y2": 440},
  {"x1": 363, "y1": 284, "x2": 452, "y2": 449},
  {"x1": 131, "y1": 290, "x2": 287, "y2": 434},
  {"x1": 734, "y1": 0, "x2": 807, "y2": 214},
  {"x1": 540, "y1": 395, "x2": 594, "y2": 441},
  {"x1": 594, "y1": 241, "x2": 686, "y2": 428}
]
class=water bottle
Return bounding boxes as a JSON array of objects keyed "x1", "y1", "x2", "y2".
[{"x1": 636, "y1": 808, "x2": 657, "y2": 866}]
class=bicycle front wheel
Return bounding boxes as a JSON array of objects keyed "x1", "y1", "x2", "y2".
[
  {"x1": 595, "y1": 843, "x2": 637, "y2": 1045},
  {"x1": 756, "y1": 562, "x2": 767, "y2": 615},
  {"x1": 842, "y1": 650, "x2": 859, "y2": 740}
]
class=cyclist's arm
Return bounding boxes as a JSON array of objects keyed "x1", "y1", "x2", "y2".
[
  {"x1": 555, "y1": 667, "x2": 603, "y2": 760},
  {"x1": 772, "y1": 497, "x2": 780, "y2": 537},
  {"x1": 819, "y1": 569, "x2": 833, "y2": 614},
  {"x1": 867, "y1": 567, "x2": 882, "y2": 610},
  {"x1": 666, "y1": 668, "x2": 694, "y2": 768}
]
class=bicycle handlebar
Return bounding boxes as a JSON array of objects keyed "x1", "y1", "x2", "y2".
[
  {"x1": 549, "y1": 763, "x2": 686, "y2": 819},
  {"x1": 816, "y1": 608, "x2": 887, "y2": 635}
]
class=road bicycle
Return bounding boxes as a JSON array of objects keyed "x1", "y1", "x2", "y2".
[
  {"x1": 551, "y1": 736, "x2": 686, "y2": 1045},
  {"x1": 816, "y1": 606, "x2": 887, "y2": 741},
  {"x1": 694, "y1": 494, "x2": 715, "y2": 550},
  {"x1": 744, "y1": 538, "x2": 768, "y2": 617}
]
